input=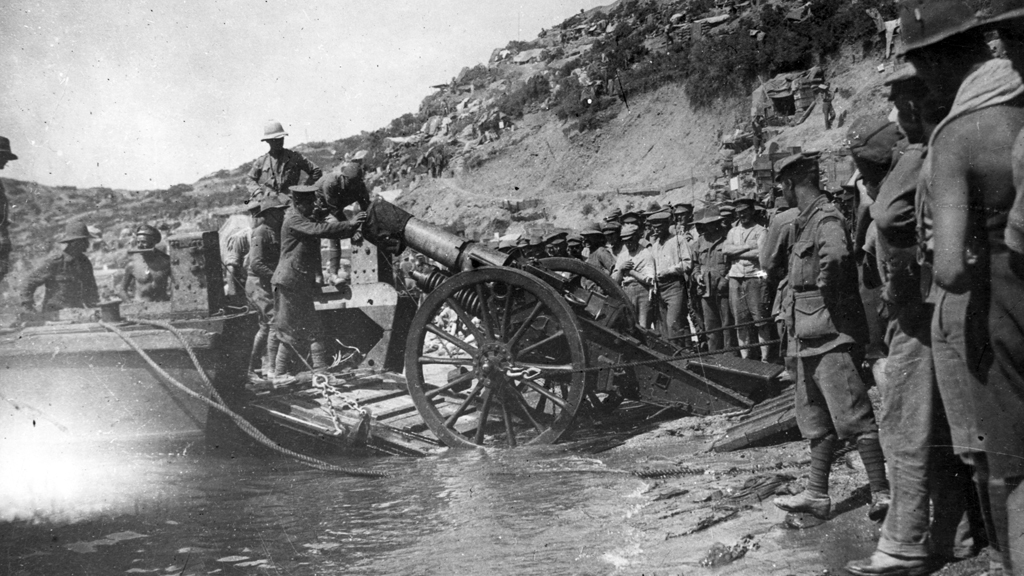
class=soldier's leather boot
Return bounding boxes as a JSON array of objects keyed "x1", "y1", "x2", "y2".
[{"x1": 773, "y1": 490, "x2": 832, "y2": 519}]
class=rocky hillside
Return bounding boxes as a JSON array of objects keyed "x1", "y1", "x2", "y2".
[{"x1": 2, "y1": 0, "x2": 905, "y2": 302}]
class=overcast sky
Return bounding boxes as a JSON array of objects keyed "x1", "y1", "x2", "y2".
[{"x1": 1, "y1": 0, "x2": 608, "y2": 190}]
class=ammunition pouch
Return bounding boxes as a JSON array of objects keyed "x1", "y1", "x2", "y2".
[{"x1": 792, "y1": 290, "x2": 839, "y2": 340}]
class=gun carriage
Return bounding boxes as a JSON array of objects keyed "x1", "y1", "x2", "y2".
[{"x1": 359, "y1": 199, "x2": 783, "y2": 449}]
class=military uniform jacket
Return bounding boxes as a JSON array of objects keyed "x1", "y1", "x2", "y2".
[
  {"x1": 315, "y1": 162, "x2": 370, "y2": 219},
  {"x1": 586, "y1": 246, "x2": 616, "y2": 275},
  {"x1": 247, "y1": 149, "x2": 323, "y2": 200},
  {"x1": 271, "y1": 208, "x2": 359, "y2": 292},
  {"x1": 248, "y1": 224, "x2": 280, "y2": 284},
  {"x1": 693, "y1": 235, "x2": 729, "y2": 298},
  {"x1": 21, "y1": 251, "x2": 99, "y2": 312},
  {"x1": 787, "y1": 195, "x2": 867, "y2": 356},
  {"x1": 0, "y1": 180, "x2": 10, "y2": 256}
]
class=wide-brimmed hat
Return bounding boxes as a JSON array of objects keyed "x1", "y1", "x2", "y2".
[
  {"x1": 898, "y1": 0, "x2": 981, "y2": 54},
  {"x1": 985, "y1": 0, "x2": 1024, "y2": 26},
  {"x1": 0, "y1": 136, "x2": 17, "y2": 160},
  {"x1": 257, "y1": 195, "x2": 289, "y2": 215},
  {"x1": 883, "y1": 63, "x2": 920, "y2": 86},
  {"x1": 261, "y1": 120, "x2": 288, "y2": 141},
  {"x1": 58, "y1": 221, "x2": 94, "y2": 243},
  {"x1": 733, "y1": 197, "x2": 756, "y2": 212}
]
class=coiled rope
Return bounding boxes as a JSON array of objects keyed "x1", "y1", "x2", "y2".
[{"x1": 100, "y1": 319, "x2": 389, "y2": 478}]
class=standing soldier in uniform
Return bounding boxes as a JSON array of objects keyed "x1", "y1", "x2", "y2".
[
  {"x1": 0, "y1": 136, "x2": 17, "y2": 288},
  {"x1": 819, "y1": 84, "x2": 836, "y2": 130},
  {"x1": 21, "y1": 222, "x2": 100, "y2": 317},
  {"x1": 612, "y1": 224, "x2": 654, "y2": 328},
  {"x1": 314, "y1": 158, "x2": 372, "y2": 282},
  {"x1": 121, "y1": 225, "x2": 171, "y2": 302},
  {"x1": 770, "y1": 152, "x2": 890, "y2": 523},
  {"x1": 646, "y1": 211, "x2": 691, "y2": 339},
  {"x1": 723, "y1": 198, "x2": 771, "y2": 360},
  {"x1": 272, "y1": 185, "x2": 365, "y2": 377},
  {"x1": 247, "y1": 120, "x2": 323, "y2": 202},
  {"x1": 247, "y1": 196, "x2": 288, "y2": 379},
  {"x1": 674, "y1": 203, "x2": 704, "y2": 338},
  {"x1": 693, "y1": 211, "x2": 736, "y2": 353}
]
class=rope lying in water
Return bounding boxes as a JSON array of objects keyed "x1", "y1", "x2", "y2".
[{"x1": 100, "y1": 320, "x2": 389, "y2": 478}]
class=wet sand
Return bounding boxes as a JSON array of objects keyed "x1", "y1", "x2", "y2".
[{"x1": 601, "y1": 411, "x2": 992, "y2": 575}]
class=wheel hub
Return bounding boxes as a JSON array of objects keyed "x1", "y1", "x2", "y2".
[{"x1": 477, "y1": 342, "x2": 511, "y2": 381}]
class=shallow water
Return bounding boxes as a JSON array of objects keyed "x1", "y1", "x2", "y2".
[{"x1": 1, "y1": 445, "x2": 649, "y2": 575}]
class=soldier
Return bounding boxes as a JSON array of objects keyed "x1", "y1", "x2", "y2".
[
  {"x1": 611, "y1": 223, "x2": 654, "y2": 328},
  {"x1": 223, "y1": 201, "x2": 261, "y2": 306},
  {"x1": 902, "y1": 2, "x2": 1024, "y2": 572},
  {"x1": 693, "y1": 211, "x2": 736, "y2": 353},
  {"x1": 247, "y1": 196, "x2": 288, "y2": 379},
  {"x1": 246, "y1": 120, "x2": 323, "y2": 203},
  {"x1": 819, "y1": 83, "x2": 836, "y2": 130},
  {"x1": 673, "y1": 203, "x2": 703, "y2": 337},
  {"x1": 544, "y1": 232, "x2": 568, "y2": 258},
  {"x1": 770, "y1": 152, "x2": 889, "y2": 523},
  {"x1": 314, "y1": 161, "x2": 372, "y2": 282},
  {"x1": 565, "y1": 233, "x2": 585, "y2": 260},
  {"x1": 845, "y1": 64, "x2": 980, "y2": 576},
  {"x1": 0, "y1": 136, "x2": 17, "y2": 287},
  {"x1": 647, "y1": 211, "x2": 692, "y2": 339},
  {"x1": 722, "y1": 198, "x2": 771, "y2": 360},
  {"x1": 272, "y1": 185, "x2": 366, "y2": 377},
  {"x1": 584, "y1": 223, "x2": 615, "y2": 275},
  {"x1": 121, "y1": 225, "x2": 171, "y2": 303},
  {"x1": 751, "y1": 114, "x2": 766, "y2": 154},
  {"x1": 20, "y1": 222, "x2": 100, "y2": 317}
]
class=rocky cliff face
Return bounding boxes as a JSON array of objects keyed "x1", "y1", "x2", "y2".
[{"x1": 2, "y1": 0, "x2": 898, "y2": 304}]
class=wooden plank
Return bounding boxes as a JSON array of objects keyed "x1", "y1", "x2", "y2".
[{"x1": 711, "y1": 386, "x2": 797, "y2": 452}]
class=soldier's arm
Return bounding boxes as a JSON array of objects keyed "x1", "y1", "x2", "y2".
[
  {"x1": 289, "y1": 214, "x2": 363, "y2": 240},
  {"x1": 246, "y1": 159, "x2": 264, "y2": 196},
  {"x1": 302, "y1": 155, "x2": 323, "y2": 185},
  {"x1": 929, "y1": 127, "x2": 972, "y2": 293},
  {"x1": 248, "y1": 229, "x2": 276, "y2": 281},
  {"x1": 121, "y1": 263, "x2": 135, "y2": 300},
  {"x1": 20, "y1": 258, "x2": 55, "y2": 311},
  {"x1": 82, "y1": 262, "x2": 99, "y2": 306},
  {"x1": 815, "y1": 217, "x2": 851, "y2": 294}
]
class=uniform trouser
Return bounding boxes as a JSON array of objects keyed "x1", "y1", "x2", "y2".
[
  {"x1": 877, "y1": 300, "x2": 977, "y2": 559},
  {"x1": 932, "y1": 285, "x2": 1007, "y2": 568},
  {"x1": 701, "y1": 292, "x2": 737, "y2": 353},
  {"x1": 795, "y1": 345, "x2": 878, "y2": 441},
  {"x1": 729, "y1": 277, "x2": 771, "y2": 359},
  {"x1": 654, "y1": 280, "x2": 686, "y2": 340},
  {"x1": 981, "y1": 251, "x2": 1024, "y2": 573},
  {"x1": 623, "y1": 282, "x2": 650, "y2": 329}
]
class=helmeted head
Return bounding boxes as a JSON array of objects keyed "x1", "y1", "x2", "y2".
[
  {"x1": 646, "y1": 210, "x2": 673, "y2": 235},
  {"x1": 898, "y1": 0, "x2": 988, "y2": 98},
  {"x1": 733, "y1": 198, "x2": 756, "y2": 224},
  {"x1": 619, "y1": 223, "x2": 640, "y2": 245},
  {"x1": 672, "y1": 202, "x2": 694, "y2": 225},
  {"x1": 774, "y1": 151, "x2": 822, "y2": 206},
  {"x1": 289, "y1": 184, "x2": 319, "y2": 216}
]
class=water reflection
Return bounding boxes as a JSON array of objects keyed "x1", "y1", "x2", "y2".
[{"x1": 1, "y1": 447, "x2": 646, "y2": 575}]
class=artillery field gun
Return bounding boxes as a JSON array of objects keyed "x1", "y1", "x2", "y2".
[{"x1": 339, "y1": 198, "x2": 785, "y2": 450}]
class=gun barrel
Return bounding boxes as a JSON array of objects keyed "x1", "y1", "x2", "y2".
[{"x1": 368, "y1": 199, "x2": 511, "y2": 271}]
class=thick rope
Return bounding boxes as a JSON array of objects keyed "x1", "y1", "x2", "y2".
[{"x1": 99, "y1": 320, "x2": 389, "y2": 478}]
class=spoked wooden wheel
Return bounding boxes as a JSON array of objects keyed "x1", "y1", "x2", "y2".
[
  {"x1": 405, "y1": 267, "x2": 588, "y2": 448},
  {"x1": 538, "y1": 257, "x2": 636, "y2": 329}
]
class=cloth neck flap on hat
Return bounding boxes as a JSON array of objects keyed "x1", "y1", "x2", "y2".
[{"x1": 927, "y1": 59, "x2": 1024, "y2": 154}]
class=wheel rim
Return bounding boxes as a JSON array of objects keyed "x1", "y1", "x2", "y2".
[
  {"x1": 405, "y1": 267, "x2": 587, "y2": 448},
  {"x1": 537, "y1": 257, "x2": 636, "y2": 329}
]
